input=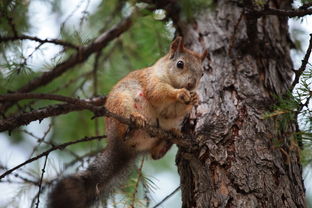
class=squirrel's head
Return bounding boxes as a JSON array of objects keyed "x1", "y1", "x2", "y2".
[{"x1": 163, "y1": 36, "x2": 207, "y2": 91}]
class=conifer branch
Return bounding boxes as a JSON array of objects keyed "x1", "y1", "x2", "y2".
[
  {"x1": 300, "y1": 2, "x2": 312, "y2": 10},
  {"x1": 35, "y1": 155, "x2": 49, "y2": 208},
  {"x1": 0, "y1": 135, "x2": 107, "y2": 180},
  {"x1": 0, "y1": 95, "x2": 107, "y2": 132},
  {"x1": 0, "y1": 93, "x2": 195, "y2": 149},
  {"x1": 0, "y1": 16, "x2": 133, "y2": 112},
  {"x1": 249, "y1": 6, "x2": 312, "y2": 18},
  {"x1": 291, "y1": 33, "x2": 312, "y2": 91},
  {"x1": 0, "y1": 35, "x2": 79, "y2": 50},
  {"x1": 152, "y1": 186, "x2": 180, "y2": 208}
]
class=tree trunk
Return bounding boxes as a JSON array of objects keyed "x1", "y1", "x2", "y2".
[{"x1": 176, "y1": 1, "x2": 306, "y2": 207}]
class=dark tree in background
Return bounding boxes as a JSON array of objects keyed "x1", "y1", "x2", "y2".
[{"x1": 0, "y1": 0, "x2": 312, "y2": 207}]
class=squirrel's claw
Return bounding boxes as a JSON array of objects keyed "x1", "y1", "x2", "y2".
[
  {"x1": 177, "y1": 88, "x2": 191, "y2": 105},
  {"x1": 170, "y1": 128, "x2": 183, "y2": 137},
  {"x1": 190, "y1": 91, "x2": 199, "y2": 106},
  {"x1": 130, "y1": 112, "x2": 147, "y2": 128}
]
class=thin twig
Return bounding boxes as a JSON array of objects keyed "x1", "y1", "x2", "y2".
[
  {"x1": 63, "y1": 149, "x2": 100, "y2": 170},
  {"x1": 250, "y1": 7, "x2": 312, "y2": 18},
  {"x1": 0, "y1": 135, "x2": 106, "y2": 180},
  {"x1": 0, "y1": 15, "x2": 133, "y2": 112},
  {"x1": 93, "y1": 51, "x2": 102, "y2": 136},
  {"x1": 18, "y1": 17, "x2": 132, "y2": 93},
  {"x1": 0, "y1": 93, "x2": 195, "y2": 150},
  {"x1": 130, "y1": 157, "x2": 145, "y2": 208},
  {"x1": 60, "y1": 0, "x2": 85, "y2": 32},
  {"x1": 0, "y1": 35, "x2": 79, "y2": 50},
  {"x1": 300, "y1": 2, "x2": 312, "y2": 10},
  {"x1": 291, "y1": 33, "x2": 312, "y2": 90},
  {"x1": 152, "y1": 186, "x2": 180, "y2": 208},
  {"x1": 3, "y1": 172, "x2": 38, "y2": 186},
  {"x1": 35, "y1": 155, "x2": 49, "y2": 208},
  {"x1": 0, "y1": 96, "x2": 107, "y2": 132},
  {"x1": 0, "y1": 92, "x2": 104, "y2": 104}
]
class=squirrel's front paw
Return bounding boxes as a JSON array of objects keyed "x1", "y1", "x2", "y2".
[
  {"x1": 170, "y1": 128, "x2": 183, "y2": 137},
  {"x1": 130, "y1": 112, "x2": 147, "y2": 128},
  {"x1": 190, "y1": 91, "x2": 199, "y2": 106},
  {"x1": 177, "y1": 88, "x2": 191, "y2": 105}
]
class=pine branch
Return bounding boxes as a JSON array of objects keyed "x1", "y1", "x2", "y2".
[
  {"x1": 152, "y1": 186, "x2": 180, "y2": 208},
  {"x1": 291, "y1": 33, "x2": 312, "y2": 91},
  {"x1": 0, "y1": 135, "x2": 107, "y2": 180},
  {"x1": 35, "y1": 155, "x2": 48, "y2": 208},
  {"x1": 0, "y1": 35, "x2": 79, "y2": 50},
  {"x1": 130, "y1": 157, "x2": 145, "y2": 208},
  {"x1": 0, "y1": 92, "x2": 107, "y2": 104},
  {"x1": 0, "y1": 16, "x2": 133, "y2": 112},
  {"x1": 250, "y1": 6, "x2": 312, "y2": 18},
  {"x1": 300, "y1": 2, "x2": 312, "y2": 10},
  {"x1": 0, "y1": 107, "x2": 197, "y2": 180},
  {"x1": 0, "y1": 167, "x2": 39, "y2": 186},
  {"x1": 0, "y1": 92, "x2": 195, "y2": 151},
  {"x1": 0, "y1": 103, "x2": 85, "y2": 132},
  {"x1": 0, "y1": 95, "x2": 107, "y2": 132}
]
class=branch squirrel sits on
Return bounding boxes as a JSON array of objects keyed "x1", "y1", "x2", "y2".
[{"x1": 48, "y1": 36, "x2": 207, "y2": 208}]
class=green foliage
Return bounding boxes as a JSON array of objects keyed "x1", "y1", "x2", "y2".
[
  {"x1": 0, "y1": 0, "x2": 311, "y2": 207},
  {"x1": 294, "y1": 66, "x2": 312, "y2": 165},
  {"x1": 301, "y1": 0, "x2": 312, "y2": 3},
  {"x1": 262, "y1": 92, "x2": 299, "y2": 127},
  {"x1": 254, "y1": 0, "x2": 266, "y2": 6},
  {"x1": 0, "y1": 0, "x2": 30, "y2": 36},
  {"x1": 0, "y1": 0, "x2": 178, "y2": 207},
  {"x1": 179, "y1": 0, "x2": 214, "y2": 21},
  {"x1": 263, "y1": 64, "x2": 312, "y2": 166}
]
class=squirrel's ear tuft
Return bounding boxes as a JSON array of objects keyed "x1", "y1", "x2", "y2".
[
  {"x1": 201, "y1": 49, "x2": 208, "y2": 62},
  {"x1": 169, "y1": 36, "x2": 184, "y2": 59}
]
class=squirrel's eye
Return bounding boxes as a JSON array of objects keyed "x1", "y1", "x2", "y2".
[{"x1": 176, "y1": 61, "x2": 184, "y2": 69}]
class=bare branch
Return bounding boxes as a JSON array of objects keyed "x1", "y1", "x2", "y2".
[
  {"x1": 0, "y1": 135, "x2": 106, "y2": 180},
  {"x1": 0, "y1": 16, "x2": 132, "y2": 112},
  {"x1": 152, "y1": 186, "x2": 180, "y2": 208},
  {"x1": 130, "y1": 157, "x2": 145, "y2": 208},
  {"x1": 18, "y1": 16, "x2": 131, "y2": 93},
  {"x1": 250, "y1": 7, "x2": 312, "y2": 18},
  {"x1": 0, "y1": 167, "x2": 39, "y2": 186},
  {"x1": 0, "y1": 35, "x2": 79, "y2": 50},
  {"x1": 0, "y1": 107, "x2": 196, "y2": 179},
  {"x1": 0, "y1": 104, "x2": 84, "y2": 132},
  {"x1": 300, "y1": 2, "x2": 312, "y2": 10},
  {"x1": 0, "y1": 94, "x2": 195, "y2": 150},
  {"x1": 0, "y1": 92, "x2": 106, "y2": 104},
  {"x1": 35, "y1": 155, "x2": 48, "y2": 208},
  {"x1": 0, "y1": 96, "x2": 107, "y2": 132},
  {"x1": 291, "y1": 33, "x2": 312, "y2": 90}
]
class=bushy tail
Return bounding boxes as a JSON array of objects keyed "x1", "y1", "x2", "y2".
[{"x1": 48, "y1": 143, "x2": 135, "y2": 208}]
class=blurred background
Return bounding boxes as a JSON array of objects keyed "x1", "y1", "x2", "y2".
[{"x1": 0, "y1": 0, "x2": 311, "y2": 207}]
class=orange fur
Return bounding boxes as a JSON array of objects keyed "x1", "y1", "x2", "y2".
[
  {"x1": 105, "y1": 36, "x2": 206, "y2": 159},
  {"x1": 48, "y1": 37, "x2": 207, "y2": 208}
]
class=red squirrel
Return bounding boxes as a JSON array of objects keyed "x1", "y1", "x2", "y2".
[{"x1": 48, "y1": 37, "x2": 207, "y2": 208}]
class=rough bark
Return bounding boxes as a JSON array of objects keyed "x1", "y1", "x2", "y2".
[{"x1": 176, "y1": 0, "x2": 306, "y2": 207}]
